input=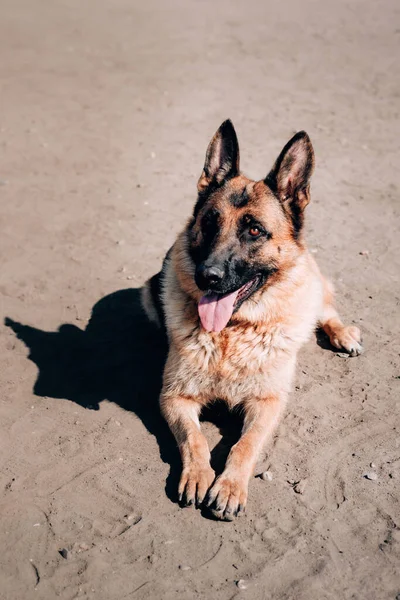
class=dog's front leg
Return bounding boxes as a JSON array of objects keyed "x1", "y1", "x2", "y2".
[
  {"x1": 206, "y1": 395, "x2": 284, "y2": 520},
  {"x1": 161, "y1": 394, "x2": 215, "y2": 507},
  {"x1": 319, "y1": 276, "x2": 363, "y2": 356}
]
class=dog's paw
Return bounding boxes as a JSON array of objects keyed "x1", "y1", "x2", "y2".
[
  {"x1": 205, "y1": 473, "x2": 248, "y2": 521},
  {"x1": 330, "y1": 325, "x2": 363, "y2": 357},
  {"x1": 178, "y1": 463, "x2": 215, "y2": 507}
]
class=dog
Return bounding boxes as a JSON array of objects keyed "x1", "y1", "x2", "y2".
[{"x1": 141, "y1": 120, "x2": 362, "y2": 520}]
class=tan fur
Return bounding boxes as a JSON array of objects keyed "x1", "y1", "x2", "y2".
[{"x1": 144, "y1": 127, "x2": 362, "y2": 520}]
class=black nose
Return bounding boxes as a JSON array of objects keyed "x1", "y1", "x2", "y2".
[{"x1": 195, "y1": 263, "x2": 225, "y2": 290}]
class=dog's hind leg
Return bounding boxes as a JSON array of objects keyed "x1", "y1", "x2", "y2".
[{"x1": 319, "y1": 276, "x2": 363, "y2": 356}]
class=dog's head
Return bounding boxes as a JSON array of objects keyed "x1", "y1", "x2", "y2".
[{"x1": 186, "y1": 120, "x2": 315, "y2": 332}]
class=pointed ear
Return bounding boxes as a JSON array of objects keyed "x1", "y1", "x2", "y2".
[
  {"x1": 266, "y1": 131, "x2": 315, "y2": 208},
  {"x1": 198, "y1": 120, "x2": 240, "y2": 191}
]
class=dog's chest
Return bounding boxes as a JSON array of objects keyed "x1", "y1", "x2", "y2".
[
  {"x1": 180, "y1": 321, "x2": 288, "y2": 376},
  {"x1": 168, "y1": 321, "x2": 296, "y2": 403}
]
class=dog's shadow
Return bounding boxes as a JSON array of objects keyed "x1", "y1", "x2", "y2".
[{"x1": 4, "y1": 288, "x2": 243, "y2": 505}]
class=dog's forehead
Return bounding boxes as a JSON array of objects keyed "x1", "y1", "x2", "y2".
[{"x1": 209, "y1": 178, "x2": 284, "y2": 226}]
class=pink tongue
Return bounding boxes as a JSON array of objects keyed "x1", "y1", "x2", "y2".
[{"x1": 198, "y1": 289, "x2": 240, "y2": 332}]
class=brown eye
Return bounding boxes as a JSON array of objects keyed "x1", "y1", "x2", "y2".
[{"x1": 249, "y1": 226, "x2": 260, "y2": 237}]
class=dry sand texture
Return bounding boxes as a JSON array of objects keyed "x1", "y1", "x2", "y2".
[{"x1": 0, "y1": 0, "x2": 399, "y2": 598}]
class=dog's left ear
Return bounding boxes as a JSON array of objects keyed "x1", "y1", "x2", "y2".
[
  {"x1": 266, "y1": 132, "x2": 315, "y2": 231},
  {"x1": 198, "y1": 120, "x2": 240, "y2": 192}
]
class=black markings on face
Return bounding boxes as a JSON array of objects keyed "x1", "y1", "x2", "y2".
[
  {"x1": 189, "y1": 208, "x2": 221, "y2": 264},
  {"x1": 201, "y1": 207, "x2": 220, "y2": 243},
  {"x1": 229, "y1": 187, "x2": 249, "y2": 208},
  {"x1": 193, "y1": 181, "x2": 219, "y2": 219}
]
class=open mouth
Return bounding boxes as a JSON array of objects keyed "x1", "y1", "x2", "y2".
[{"x1": 198, "y1": 275, "x2": 261, "y2": 333}]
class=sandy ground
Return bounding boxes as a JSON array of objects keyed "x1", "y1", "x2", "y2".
[{"x1": 0, "y1": 0, "x2": 399, "y2": 598}]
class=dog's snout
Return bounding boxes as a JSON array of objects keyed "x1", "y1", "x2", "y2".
[{"x1": 195, "y1": 263, "x2": 225, "y2": 290}]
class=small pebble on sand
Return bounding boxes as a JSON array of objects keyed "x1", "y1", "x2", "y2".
[
  {"x1": 59, "y1": 548, "x2": 68, "y2": 559},
  {"x1": 236, "y1": 579, "x2": 248, "y2": 590},
  {"x1": 364, "y1": 472, "x2": 378, "y2": 481},
  {"x1": 78, "y1": 543, "x2": 89, "y2": 552},
  {"x1": 370, "y1": 462, "x2": 376, "y2": 468},
  {"x1": 179, "y1": 565, "x2": 191, "y2": 571},
  {"x1": 259, "y1": 471, "x2": 273, "y2": 481},
  {"x1": 359, "y1": 250, "x2": 369, "y2": 256}
]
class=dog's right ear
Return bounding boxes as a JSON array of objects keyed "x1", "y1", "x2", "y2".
[{"x1": 198, "y1": 120, "x2": 240, "y2": 192}]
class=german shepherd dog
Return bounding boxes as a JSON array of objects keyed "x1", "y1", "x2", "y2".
[{"x1": 142, "y1": 120, "x2": 362, "y2": 520}]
